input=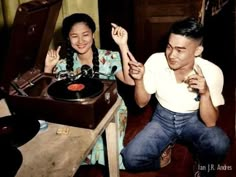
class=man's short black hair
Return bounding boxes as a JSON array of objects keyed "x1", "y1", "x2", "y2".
[{"x1": 170, "y1": 17, "x2": 204, "y2": 43}]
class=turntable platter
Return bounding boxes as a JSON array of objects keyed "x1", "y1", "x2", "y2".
[{"x1": 47, "y1": 78, "x2": 104, "y2": 101}]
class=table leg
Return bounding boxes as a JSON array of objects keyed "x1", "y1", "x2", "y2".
[{"x1": 105, "y1": 118, "x2": 119, "y2": 177}]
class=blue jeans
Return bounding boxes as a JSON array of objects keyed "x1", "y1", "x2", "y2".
[{"x1": 121, "y1": 104, "x2": 230, "y2": 175}]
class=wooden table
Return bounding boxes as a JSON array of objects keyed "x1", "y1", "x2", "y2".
[{"x1": 16, "y1": 97, "x2": 122, "y2": 177}]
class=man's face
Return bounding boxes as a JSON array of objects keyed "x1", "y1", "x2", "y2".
[{"x1": 165, "y1": 33, "x2": 202, "y2": 70}]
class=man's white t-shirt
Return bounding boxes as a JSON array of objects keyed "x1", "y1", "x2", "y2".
[{"x1": 143, "y1": 52, "x2": 224, "y2": 113}]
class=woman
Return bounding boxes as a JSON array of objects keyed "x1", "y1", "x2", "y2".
[{"x1": 44, "y1": 13, "x2": 135, "y2": 168}]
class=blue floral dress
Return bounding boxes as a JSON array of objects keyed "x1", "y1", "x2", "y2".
[{"x1": 54, "y1": 49, "x2": 127, "y2": 169}]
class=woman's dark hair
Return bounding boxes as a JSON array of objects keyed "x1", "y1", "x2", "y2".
[
  {"x1": 170, "y1": 17, "x2": 204, "y2": 44},
  {"x1": 62, "y1": 13, "x2": 99, "y2": 78}
]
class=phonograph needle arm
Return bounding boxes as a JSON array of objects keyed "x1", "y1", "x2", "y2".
[{"x1": 56, "y1": 65, "x2": 117, "y2": 81}]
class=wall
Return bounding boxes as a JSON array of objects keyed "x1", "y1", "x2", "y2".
[
  {"x1": 0, "y1": 0, "x2": 100, "y2": 50},
  {"x1": 202, "y1": 0, "x2": 235, "y2": 140}
]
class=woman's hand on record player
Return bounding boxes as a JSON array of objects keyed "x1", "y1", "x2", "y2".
[{"x1": 44, "y1": 46, "x2": 61, "y2": 73}]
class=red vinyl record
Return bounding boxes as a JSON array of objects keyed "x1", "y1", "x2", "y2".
[{"x1": 47, "y1": 77, "x2": 104, "y2": 101}]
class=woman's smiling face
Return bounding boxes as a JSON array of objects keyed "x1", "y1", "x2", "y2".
[{"x1": 69, "y1": 22, "x2": 94, "y2": 54}]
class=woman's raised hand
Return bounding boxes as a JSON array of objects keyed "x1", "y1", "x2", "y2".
[
  {"x1": 111, "y1": 23, "x2": 128, "y2": 46},
  {"x1": 44, "y1": 46, "x2": 61, "y2": 73}
]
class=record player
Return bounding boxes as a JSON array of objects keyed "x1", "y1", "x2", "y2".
[{"x1": 0, "y1": 0, "x2": 118, "y2": 129}]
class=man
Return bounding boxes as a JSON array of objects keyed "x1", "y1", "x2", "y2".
[{"x1": 122, "y1": 17, "x2": 230, "y2": 177}]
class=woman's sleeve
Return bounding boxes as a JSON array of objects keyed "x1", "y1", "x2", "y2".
[
  {"x1": 98, "y1": 49, "x2": 122, "y2": 80},
  {"x1": 108, "y1": 51, "x2": 122, "y2": 74}
]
